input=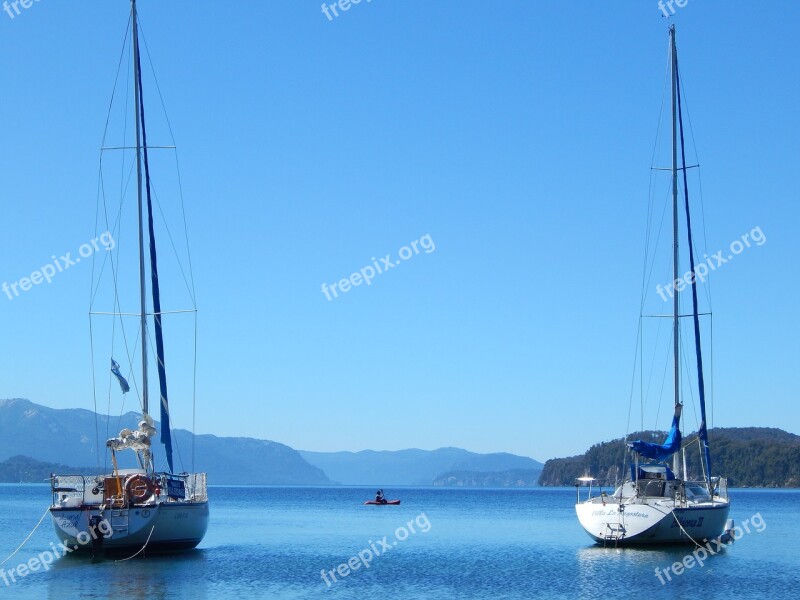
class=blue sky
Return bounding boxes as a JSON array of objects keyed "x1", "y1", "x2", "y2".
[{"x1": 1, "y1": 1, "x2": 798, "y2": 461}]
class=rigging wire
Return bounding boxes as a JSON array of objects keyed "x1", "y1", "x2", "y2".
[
  {"x1": 92, "y1": 13, "x2": 133, "y2": 470},
  {"x1": 676, "y1": 77, "x2": 716, "y2": 431},
  {"x1": 143, "y1": 177, "x2": 197, "y2": 302},
  {"x1": 654, "y1": 327, "x2": 672, "y2": 430},
  {"x1": 192, "y1": 312, "x2": 198, "y2": 474},
  {"x1": 138, "y1": 22, "x2": 198, "y2": 302},
  {"x1": 621, "y1": 34, "x2": 674, "y2": 474}
]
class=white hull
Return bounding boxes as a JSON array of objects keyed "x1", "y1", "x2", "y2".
[
  {"x1": 576, "y1": 499, "x2": 730, "y2": 545},
  {"x1": 50, "y1": 501, "x2": 209, "y2": 554},
  {"x1": 49, "y1": 470, "x2": 210, "y2": 554}
]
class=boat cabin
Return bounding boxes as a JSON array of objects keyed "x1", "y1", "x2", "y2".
[{"x1": 630, "y1": 464, "x2": 676, "y2": 498}]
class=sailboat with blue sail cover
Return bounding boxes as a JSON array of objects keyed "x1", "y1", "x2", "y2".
[
  {"x1": 575, "y1": 26, "x2": 731, "y2": 545},
  {"x1": 48, "y1": 0, "x2": 208, "y2": 554}
]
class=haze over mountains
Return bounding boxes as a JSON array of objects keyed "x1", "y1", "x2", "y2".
[
  {"x1": 0, "y1": 399, "x2": 543, "y2": 486},
  {"x1": 299, "y1": 449, "x2": 542, "y2": 486}
]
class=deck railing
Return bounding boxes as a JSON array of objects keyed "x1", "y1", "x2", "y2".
[{"x1": 50, "y1": 471, "x2": 208, "y2": 506}]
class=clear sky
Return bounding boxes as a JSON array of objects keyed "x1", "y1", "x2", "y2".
[{"x1": 1, "y1": 1, "x2": 798, "y2": 461}]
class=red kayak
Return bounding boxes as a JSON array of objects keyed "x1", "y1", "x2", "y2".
[{"x1": 364, "y1": 499, "x2": 401, "y2": 505}]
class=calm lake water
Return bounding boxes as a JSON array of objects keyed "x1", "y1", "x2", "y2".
[{"x1": 0, "y1": 485, "x2": 796, "y2": 599}]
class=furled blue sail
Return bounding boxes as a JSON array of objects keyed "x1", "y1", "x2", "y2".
[
  {"x1": 676, "y1": 61, "x2": 712, "y2": 484},
  {"x1": 628, "y1": 411, "x2": 682, "y2": 462},
  {"x1": 135, "y1": 36, "x2": 174, "y2": 474}
]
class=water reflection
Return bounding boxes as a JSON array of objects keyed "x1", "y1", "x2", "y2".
[
  {"x1": 574, "y1": 542, "x2": 732, "y2": 598},
  {"x1": 47, "y1": 550, "x2": 208, "y2": 600}
]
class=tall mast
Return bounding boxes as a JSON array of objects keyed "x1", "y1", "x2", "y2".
[
  {"x1": 132, "y1": 0, "x2": 149, "y2": 419},
  {"x1": 670, "y1": 25, "x2": 681, "y2": 478}
]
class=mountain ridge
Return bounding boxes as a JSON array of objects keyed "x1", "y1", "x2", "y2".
[
  {"x1": 538, "y1": 427, "x2": 800, "y2": 487},
  {"x1": 0, "y1": 398, "x2": 330, "y2": 485},
  {"x1": 0, "y1": 399, "x2": 543, "y2": 486},
  {"x1": 299, "y1": 448, "x2": 543, "y2": 486}
]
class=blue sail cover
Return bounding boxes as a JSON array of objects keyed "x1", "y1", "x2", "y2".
[
  {"x1": 676, "y1": 61, "x2": 712, "y2": 484},
  {"x1": 629, "y1": 412, "x2": 682, "y2": 462},
  {"x1": 135, "y1": 32, "x2": 174, "y2": 474}
]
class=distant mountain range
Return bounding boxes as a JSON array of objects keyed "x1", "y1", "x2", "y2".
[
  {"x1": 0, "y1": 398, "x2": 329, "y2": 485},
  {"x1": 539, "y1": 427, "x2": 800, "y2": 487},
  {"x1": 299, "y1": 448, "x2": 543, "y2": 486},
  {"x1": 0, "y1": 399, "x2": 542, "y2": 486},
  {"x1": 5, "y1": 399, "x2": 797, "y2": 488}
]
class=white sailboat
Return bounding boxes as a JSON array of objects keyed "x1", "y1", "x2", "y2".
[
  {"x1": 49, "y1": 0, "x2": 209, "y2": 554},
  {"x1": 575, "y1": 26, "x2": 731, "y2": 545}
]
